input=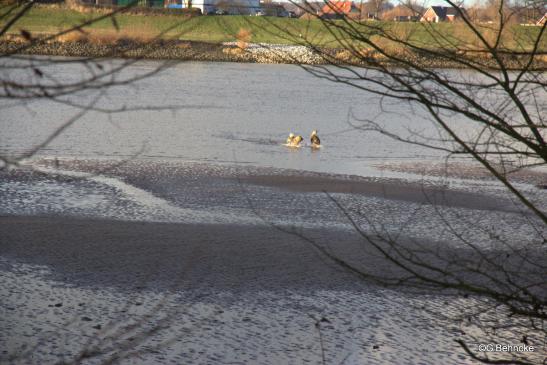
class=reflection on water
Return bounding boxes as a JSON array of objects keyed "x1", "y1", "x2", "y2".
[{"x1": 0, "y1": 60, "x2": 477, "y2": 177}]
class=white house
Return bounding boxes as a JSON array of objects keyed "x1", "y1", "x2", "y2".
[
  {"x1": 420, "y1": 6, "x2": 465, "y2": 23},
  {"x1": 185, "y1": 0, "x2": 260, "y2": 14}
]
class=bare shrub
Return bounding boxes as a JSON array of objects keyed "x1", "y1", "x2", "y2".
[
  {"x1": 55, "y1": 30, "x2": 87, "y2": 43},
  {"x1": 236, "y1": 28, "x2": 252, "y2": 50}
]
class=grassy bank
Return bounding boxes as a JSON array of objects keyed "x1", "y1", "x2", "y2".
[
  {"x1": 4, "y1": 5, "x2": 546, "y2": 51},
  {"x1": 4, "y1": 5, "x2": 328, "y2": 45}
]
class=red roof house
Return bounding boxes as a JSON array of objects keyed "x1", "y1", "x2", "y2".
[{"x1": 321, "y1": 1, "x2": 359, "y2": 19}]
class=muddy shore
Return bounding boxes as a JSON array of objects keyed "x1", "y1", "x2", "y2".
[
  {"x1": 1, "y1": 159, "x2": 544, "y2": 293},
  {"x1": 1, "y1": 160, "x2": 545, "y2": 364}
]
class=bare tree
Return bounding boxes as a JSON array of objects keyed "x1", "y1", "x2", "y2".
[
  {"x1": 1, "y1": 1, "x2": 209, "y2": 363},
  {"x1": 367, "y1": 0, "x2": 392, "y2": 18},
  {"x1": 237, "y1": 0, "x2": 547, "y2": 363},
  {"x1": 3, "y1": 0, "x2": 546, "y2": 363},
  {"x1": 0, "y1": 0, "x2": 196, "y2": 168}
]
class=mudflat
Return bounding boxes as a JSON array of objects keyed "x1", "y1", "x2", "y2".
[
  {"x1": 1, "y1": 161, "x2": 545, "y2": 364},
  {"x1": 0, "y1": 215, "x2": 367, "y2": 292},
  {"x1": 242, "y1": 173, "x2": 517, "y2": 212}
]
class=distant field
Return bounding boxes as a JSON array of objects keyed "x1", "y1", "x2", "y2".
[{"x1": 4, "y1": 5, "x2": 546, "y2": 51}]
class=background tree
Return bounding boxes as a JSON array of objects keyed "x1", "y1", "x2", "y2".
[
  {"x1": 0, "y1": 0, "x2": 198, "y2": 168},
  {"x1": 3, "y1": 0, "x2": 546, "y2": 363},
  {"x1": 1, "y1": 1, "x2": 202, "y2": 362},
  {"x1": 381, "y1": 2, "x2": 423, "y2": 21},
  {"x1": 252, "y1": 0, "x2": 547, "y2": 363},
  {"x1": 358, "y1": 0, "x2": 393, "y2": 19}
]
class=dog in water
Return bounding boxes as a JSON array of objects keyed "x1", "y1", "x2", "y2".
[
  {"x1": 286, "y1": 133, "x2": 303, "y2": 147},
  {"x1": 310, "y1": 130, "x2": 321, "y2": 147}
]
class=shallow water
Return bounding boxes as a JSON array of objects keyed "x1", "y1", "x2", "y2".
[{"x1": 1, "y1": 59, "x2": 479, "y2": 177}]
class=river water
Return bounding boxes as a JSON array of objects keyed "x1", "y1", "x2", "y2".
[
  {"x1": 1, "y1": 59, "x2": 545, "y2": 365},
  {"x1": 1, "y1": 59, "x2": 471, "y2": 176}
]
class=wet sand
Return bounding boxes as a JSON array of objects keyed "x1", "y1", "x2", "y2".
[
  {"x1": 373, "y1": 160, "x2": 547, "y2": 188},
  {"x1": 242, "y1": 173, "x2": 518, "y2": 213},
  {"x1": 1, "y1": 161, "x2": 545, "y2": 364},
  {"x1": 1, "y1": 215, "x2": 545, "y2": 364},
  {"x1": 0, "y1": 215, "x2": 366, "y2": 292},
  {"x1": 0, "y1": 160, "x2": 542, "y2": 292}
]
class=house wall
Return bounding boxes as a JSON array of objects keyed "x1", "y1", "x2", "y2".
[
  {"x1": 420, "y1": 8, "x2": 438, "y2": 22},
  {"x1": 190, "y1": 0, "x2": 259, "y2": 14}
]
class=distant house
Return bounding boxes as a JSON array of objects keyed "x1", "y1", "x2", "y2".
[
  {"x1": 261, "y1": 2, "x2": 289, "y2": 17},
  {"x1": 196, "y1": 0, "x2": 260, "y2": 14},
  {"x1": 80, "y1": 0, "x2": 118, "y2": 5},
  {"x1": 298, "y1": 1, "x2": 324, "y2": 15},
  {"x1": 116, "y1": 0, "x2": 163, "y2": 6},
  {"x1": 320, "y1": 1, "x2": 360, "y2": 19},
  {"x1": 281, "y1": 2, "x2": 308, "y2": 17},
  {"x1": 537, "y1": 13, "x2": 547, "y2": 26},
  {"x1": 420, "y1": 6, "x2": 465, "y2": 23},
  {"x1": 382, "y1": 4, "x2": 423, "y2": 22}
]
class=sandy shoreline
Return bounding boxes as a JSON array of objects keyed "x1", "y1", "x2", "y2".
[
  {"x1": 31, "y1": 157, "x2": 537, "y2": 214},
  {"x1": 1, "y1": 160, "x2": 545, "y2": 364}
]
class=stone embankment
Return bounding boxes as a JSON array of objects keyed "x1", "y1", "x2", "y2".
[
  {"x1": 222, "y1": 42, "x2": 326, "y2": 64},
  {"x1": 0, "y1": 35, "x2": 327, "y2": 64},
  {"x1": 1, "y1": 36, "x2": 546, "y2": 69},
  {"x1": 0, "y1": 37, "x2": 254, "y2": 63},
  {"x1": 0, "y1": 37, "x2": 326, "y2": 64}
]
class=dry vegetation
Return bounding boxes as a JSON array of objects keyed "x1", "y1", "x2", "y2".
[{"x1": 236, "y1": 27, "x2": 252, "y2": 49}]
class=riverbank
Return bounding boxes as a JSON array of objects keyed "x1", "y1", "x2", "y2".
[
  {"x1": 3, "y1": 37, "x2": 547, "y2": 68},
  {"x1": 3, "y1": 4, "x2": 546, "y2": 67}
]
